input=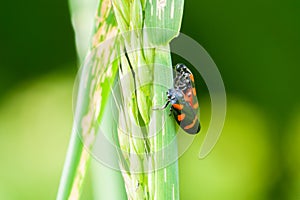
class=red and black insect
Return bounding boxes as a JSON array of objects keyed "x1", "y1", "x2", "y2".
[
  {"x1": 174, "y1": 63, "x2": 199, "y2": 111},
  {"x1": 154, "y1": 64, "x2": 200, "y2": 134}
]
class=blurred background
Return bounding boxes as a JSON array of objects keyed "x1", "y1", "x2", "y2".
[{"x1": 0, "y1": 0, "x2": 299, "y2": 199}]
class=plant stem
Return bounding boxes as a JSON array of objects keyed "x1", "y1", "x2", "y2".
[
  {"x1": 57, "y1": 0, "x2": 119, "y2": 199},
  {"x1": 111, "y1": 0, "x2": 184, "y2": 199}
]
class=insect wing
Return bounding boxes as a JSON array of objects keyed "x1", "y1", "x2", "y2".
[
  {"x1": 173, "y1": 65, "x2": 198, "y2": 109},
  {"x1": 183, "y1": 87, "x2": 199, "y2": 111},
  {"x1": 171, "y1": 95, "x2": 200, "y2": 134}
]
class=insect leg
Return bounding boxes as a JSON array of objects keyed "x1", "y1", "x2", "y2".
[{"x1": 152, "y1": 100, "x2": 170, "y2": 110}]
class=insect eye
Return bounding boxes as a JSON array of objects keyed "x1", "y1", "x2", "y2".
[{"x1": 176, "y1": 63, "x2": 184, "y2": 71}]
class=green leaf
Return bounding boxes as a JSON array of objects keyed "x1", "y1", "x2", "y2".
[
  {"x1": 144, "y1": 0, "x2": 184, "y2": 45},
  {"x1": 57, "y1": 0, "x2": 121, "y2": 199}
]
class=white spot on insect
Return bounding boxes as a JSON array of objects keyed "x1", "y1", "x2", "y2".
[{"x1": 157, "y1": 0, "x2": 167, "y2": 20}]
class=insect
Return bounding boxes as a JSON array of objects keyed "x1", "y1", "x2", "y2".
[
  {"x1": 154, "y1": 64, "x2": 200, "y2": 134},
  {"x1": 173, "y1": 63, "x2": 199, "y2": 110}
]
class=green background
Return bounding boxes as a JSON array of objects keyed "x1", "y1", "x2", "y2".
[{"x1": 0, "y1": 0, "x2": 299, "y2": 199}]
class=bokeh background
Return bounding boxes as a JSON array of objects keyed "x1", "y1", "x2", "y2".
[{"x1": 0, "y1": 0, "x2": 299, "y2": 199}]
